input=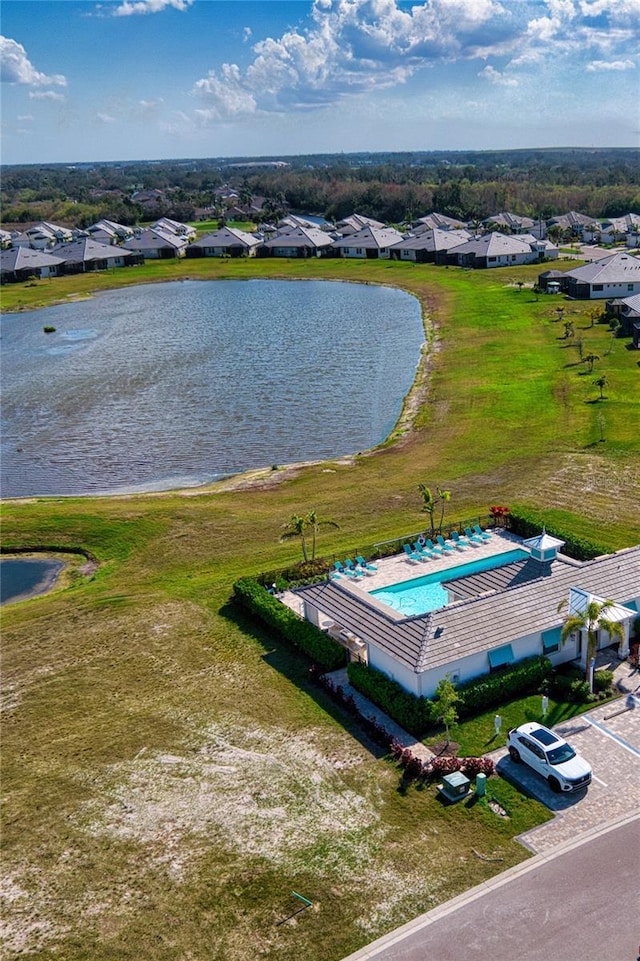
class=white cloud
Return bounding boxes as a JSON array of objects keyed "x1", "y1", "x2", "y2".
[
  {"x1": 29, "y1": 90, "x2": 66, "y2": 102},
  {"x1": 478, "y1": 64, "x2": 518, "y2": 86},
  {"x1": 0, "y1": 36, "x2": 67, "y2": 86},
  {"x1": 97, "y1": 112, "x2": 116, "y2": 123},
  {"x1": 111, "y1": 0, "x2": 194, "y2": 16},
  {"x1": 190, "y1": 0, "x2": 639, "y2": 125},
  {"x1": 243, "y1": 26, "x2": 252, "y2": 43},
  {"x1": 586, "y1": 58, "x2": 636, "y2": 71},
  {"x1": 18, "y1": 114, "x2": 34, "y2": 121}
]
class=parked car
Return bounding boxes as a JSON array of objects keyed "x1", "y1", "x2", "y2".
[{"x1": 507, "y1": 722, "x2": 592, "y2": 792}]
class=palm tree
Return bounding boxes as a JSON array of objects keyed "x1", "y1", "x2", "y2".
[
  {"x1": 437, "y1": 486, "x2": 451, "y2": 532},
  {"x1": 418, "y1": 484, "x2": 451, "y2": 534},
  {"x1": 593, "y1": 375, "x2": 608, "y2": 399},
  {"x1": 306, "y1": 509, "x2": 339, "y2": 561},
  {"x1": 583, "y1": 352, "x2": 600, "y2": 372},
  {"x1": 279, "y1": 510, "x2": 339, "y2": 563},
  {"x1": 559, "y1": 597, "x2": 624, "y2": 691},
  {"x1": 280, "y1": 514, "x2": 309, "y2": 562},
  {"x1": 418, "y1": 484, "x2": 436, "y2": 535}
]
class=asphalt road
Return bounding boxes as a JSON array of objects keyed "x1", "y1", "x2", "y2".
[{"x1": 343, "y1": 815, "x2": 640, "y2": 961}]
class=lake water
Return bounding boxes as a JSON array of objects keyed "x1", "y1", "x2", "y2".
[
  {"x1": 1, "y1": 279, "x2": 423, "y2": 497},
  {"x1": 0, "y1": 558, "x2": 64, "y2": 605}
]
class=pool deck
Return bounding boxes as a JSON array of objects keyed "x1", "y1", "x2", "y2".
[
  {"x1": 354, "y1": 529, "x2": 523, "y2": 592},
  {"x1": 281, "y1": 528, "x2": 521, "y2": 617}
]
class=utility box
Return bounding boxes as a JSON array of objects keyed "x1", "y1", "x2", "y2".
[
  {"x1": 475, "y1": 772, "x2": 487, "y2": 797},
  {"x1": 438, "y1": 771, "x2": 471, "y2": 802}
]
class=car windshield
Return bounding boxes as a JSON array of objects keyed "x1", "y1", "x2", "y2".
[{"x1": 547, "y1": 743, "x2": 576, "y2": 765}]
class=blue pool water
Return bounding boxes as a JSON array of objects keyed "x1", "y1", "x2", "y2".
[{"x1": 371, "y1": 548, "x2": 529, "y2": 615}]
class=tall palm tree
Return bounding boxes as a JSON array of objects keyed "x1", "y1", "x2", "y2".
[
  {"x1": 306, "y1": 509, "x2": 339, "y2": 561},
  {"x1": 437, "y1": 486, "x2": 451, "y2": 532},
  {"x1": 559, "y1": 597, "x2": 624, "y2": 691},
  {"x1": 418, "y1": 484, "x2": 436, "y2": 535},
  {"x1": 280, "y1": 514, "x2": 309, "y2": 562},
  {"x1": 280, "y1": 510, "x2": 339, "y2": 562}
]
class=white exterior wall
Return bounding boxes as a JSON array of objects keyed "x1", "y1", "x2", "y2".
[
  {"x1": 368, "y1": 646, "x2": 421, "y2": 696},
  {"x1": 588, "y1": 281, "x2": 640, "y2": 299},
  {"x1": 486, "y1": 251, "x2": 538, "y2": 268}
]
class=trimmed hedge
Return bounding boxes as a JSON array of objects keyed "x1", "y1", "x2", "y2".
[
  {"x1": 233, "y1": 577, "x2": 345, "y2": 670},
  {"x1": 347, "y1": 661, "x2": 433, "y2": 737},
  {"x1": 507, "y1": 508, "x2": 607, "y2": 561},
  {"x1": 455, "y1": 656, "x2": 552, "y2": 718},
  {"x1": 348, "y1": 656, "x2": 553, "y2": 733}
]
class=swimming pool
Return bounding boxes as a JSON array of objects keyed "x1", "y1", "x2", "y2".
[{"x1": 371, "y1": 548, "x2": 529, "y2": 615}]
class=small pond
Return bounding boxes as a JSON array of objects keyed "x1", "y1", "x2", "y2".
[
  {"x1": 1, "y1": 279, "x2": 424, "y2": 497},
  {"x1": 0, "y1": 558, "x2": 65, "y2": 605}
]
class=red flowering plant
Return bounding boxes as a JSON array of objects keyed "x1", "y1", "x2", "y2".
[{"x1": 489, "y1": 505, "x2": 511, "y2": 528}]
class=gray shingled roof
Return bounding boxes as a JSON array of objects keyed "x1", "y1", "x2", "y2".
[
  {"x1": 391, "y1": 228, "x2": 469, "y2": 253},
  {"x1": 565, "y1": 251, "x2": 640, "y2": 284},
  {"x1": 296, "y1": 546, "x2": 639, "y2": 674}
]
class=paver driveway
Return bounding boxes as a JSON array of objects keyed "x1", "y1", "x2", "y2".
[{"x1": 493, "y1": 695, "x2": 640, "y2": 853}]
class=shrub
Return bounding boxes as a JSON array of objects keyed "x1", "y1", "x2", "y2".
[
  {"x1": 347, "y1": 661, "x2": 434, "y2": 737},
  {"x1": 593, "y1": 669, "x2": 614, "y2": 694},
  {"x1": 233, "y1": 577, "x2": 344, "y2": 670},
  {"x1": 455, "y1": 656, "x2": 552, "y2": 718},
  {"x1": 507, "y1": 508, "x2": 607, "y2": 560}
]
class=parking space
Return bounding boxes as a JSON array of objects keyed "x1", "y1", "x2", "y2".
[{"x1": 492, "y1": 696, "x2": 640, "y2": 853}]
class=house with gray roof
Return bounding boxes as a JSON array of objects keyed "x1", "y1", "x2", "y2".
[
  {"x1": 51, "y1": 238, "x2": 143, "y2": 273},
  {"x1": 606, "y1": 291, "x2": 640, "y2": 346},
  {"x1": 13, "y1": 221, "x2": 73, "y2": 250},
  {"x1": 413, "y1": 213, "x2": 468, "y2": 232},
  {"x1": 563, "y1": 251, "x2": 640, "y2": 299},
  {"x1": 335, "y1": 214, "x2": 385, "y2": 236},
  {"x1": 294, "y1": 537, "x2": 639, "y2": 698},
  {"x1": 390, "y1": 227, "x2": 470, "y2": 264},
  {"x1": 547, "y1": 211, "x2": 595, "y2": 236},
  {"x1": 123, "y1": 227, "x2": 188, "y2": 259},
  {"x1": 186, "y1": 225, "x2": 262, "y2": 258},
  {"x1": 259, "y1": 225, "x2": 334, "y2": 258},
  {"x1": 86, "y1": 219, "x2": 134, "y2": 244},
  {"x1": 332, "y1": 225, "x2": 404, "y2": 259},
  {"x1": 449, "y1": 231, "x2": 551, "y2": 269},
  {"x1": 152, "y1": 218, "x2": 197, "y2": 241},
  {"x1": 583, "y1": 213, "x2": 640, "y2": 248},
  {"x1": 483, "y1": 212, "x2": 536, "y2": 234},
  {"x1": 0, "y1": 246, "x2": 65, "y2": 283}
]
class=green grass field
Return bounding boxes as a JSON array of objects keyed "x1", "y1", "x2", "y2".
[{"x1": 1, "y1": 256, "x2": 638, "y2": 960}]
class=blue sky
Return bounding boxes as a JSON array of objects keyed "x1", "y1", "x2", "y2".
[{"x1": 1, "y1": 0, "x2": 639, "y2": 164}]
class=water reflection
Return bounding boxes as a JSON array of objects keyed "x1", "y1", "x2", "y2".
[{"x1": 1, "y1": 279, "x2": 423, "y2": 497}]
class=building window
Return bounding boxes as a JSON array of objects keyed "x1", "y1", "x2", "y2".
[
  {"x1": 592, "y1": 284, "x2": 604, "y2": 291},
  {"x1": 488, "y1": 256, "x2": 496, "y2": 262},
  {"x1": 542, "y1": 627, "x2": 561, "y2": 654},
  {"x1": 488, "y1": 644, "x2": 514, "y2": 671},
  {"x1": 629, "y1": 284, "x2": 634, "y2": 291}
]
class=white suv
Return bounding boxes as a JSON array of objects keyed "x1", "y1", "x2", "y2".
[{"x1": 507, "y1": 722, "x2": 592, "y2": 793}]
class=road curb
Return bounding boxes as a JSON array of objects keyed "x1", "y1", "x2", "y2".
[{"x1": 339, "y1": 812, "x2": 640, "y2": 960}]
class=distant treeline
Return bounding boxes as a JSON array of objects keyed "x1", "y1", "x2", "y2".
[{"x1": 2, "y1": 148, "x2": 639, "y2": 229}]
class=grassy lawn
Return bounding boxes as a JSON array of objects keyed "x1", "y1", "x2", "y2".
[
  {"x1": 1, "y1": 255, "x2": 638, "y2": 959},
  {"x1": 431, "y1": 694, "x2": 611, "y2": 758}
]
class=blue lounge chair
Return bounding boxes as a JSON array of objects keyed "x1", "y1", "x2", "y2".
[
  {"x1": 344, "y1": 558, "x2": 366, "y2": 577},
  {"x1": 464, "y1": 527, "x2": 483, "y2": 545},
  {"x1": 436, "y1": 534, "x2": 456, "y2": 553},
  {"x1": 334, "y1": 560, "x2": 348, "y2": 576},
  {"x1": 356, "y1": 555, "x2": 378, "y2": 572},
  {"x1": 473, "y1": 524, "x2": 491, "y2": 541},
  {"x1": 450, "y1": 531, "x2": 470, "y2": 550},
  {"x1": 403, "y1": 543, "x2": 423, "y2": 563},
  {"x1": 425, "y1": 538, "x2": 444, "y2": 556},
  {"x1": 413, "y1": 541, "x2": 435, "y2": 559}
]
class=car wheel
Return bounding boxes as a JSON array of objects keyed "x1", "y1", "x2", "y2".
[
  {"x1": 548, "y1": 776, "x2": 562, "y2": 793},
  {"x1": 508, "y1": 747, "x2": 521, "y2": 763}
]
